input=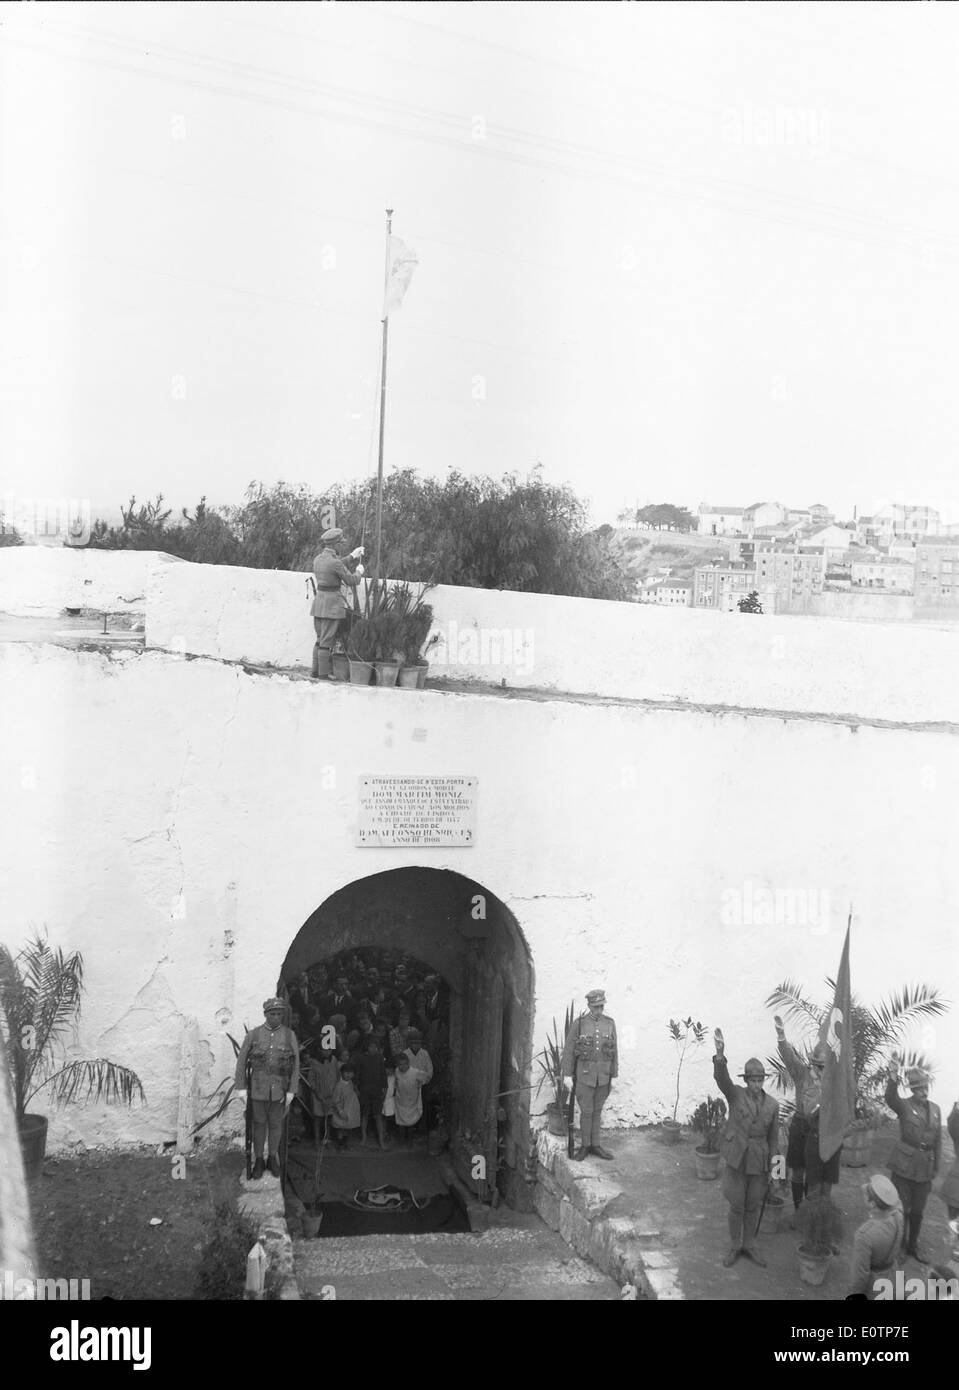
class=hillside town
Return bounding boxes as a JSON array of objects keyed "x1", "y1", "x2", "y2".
[{"x1": 629, "y1": 501, "x2": 959, "y2": 622}]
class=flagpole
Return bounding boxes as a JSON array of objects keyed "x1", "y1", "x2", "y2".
[{"x1": 373, "y1": 208, "x2": 393, "y2": 587}]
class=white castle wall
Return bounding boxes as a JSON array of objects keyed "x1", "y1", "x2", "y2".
[
  {"x1": 144, "y1": 557, "x2": 959, "y2": 724},
  {"x1": 2, "y1": 637, "x2": 956, "y2": 1153}
]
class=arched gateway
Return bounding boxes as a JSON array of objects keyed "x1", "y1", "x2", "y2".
[{"x1": 278, "y1": 868, "x2": 535, "y2": 1207}]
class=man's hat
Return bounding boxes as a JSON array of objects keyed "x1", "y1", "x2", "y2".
[
  {"x1": 585, "y1": 989, "x2": 606, "y2": 1005},
  {"x1": 906, "y1": 1067, "x2": 929, "y2": 1088},
  {"x1": 263, "y1": 997, "x2": 284, "y2": 1012},
  {"x1": 321, "y1": 527, "x2": 344, "y2": 542},
  {"x1": 863, "y1": 1174, "x2": 899, "y2": 1210},
  {"x1": 740, "y1": 1058, "x2": 766, "y2": 1079}
]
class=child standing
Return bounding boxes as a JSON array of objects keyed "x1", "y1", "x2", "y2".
[
  {"x1": 330, "y1": 1063, "x2": 361, "y2": 1150},
  {"x1": 307, "y1": 1043, "x2": 340, "y2": 1144},
  {"x1": 392, "y1": 1054, "x2": 424, "y2": 1148}
]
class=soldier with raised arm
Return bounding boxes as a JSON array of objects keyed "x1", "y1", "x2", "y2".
[
  {"x1": 884, "y1": 1050, "x2": 941, "y2": 1262},
  {"x1": 712, "y1": 1027, "x2": 780, "y2": 1268}
]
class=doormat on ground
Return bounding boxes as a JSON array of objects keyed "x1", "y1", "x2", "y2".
[
  {"x1": 317, "y1": 1191, "x2": 470, "y2": 1238},
  {"x1": 348, "y1": 1185, "x2": 425, "y2": 1213}
]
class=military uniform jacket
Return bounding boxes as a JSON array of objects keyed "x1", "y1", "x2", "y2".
[
  {"x1": 561, "y1": 1013, "x2": 618, "y2": 1087},
  {"x1": 235, "y1": 1024, "x2": 300, "y2": 1103},
  {"x1": 940, "y1": 1105, "x2": 959, "y2": 1207},
  {"x1": 885, "y1": 1078, "x2": 941, "y2": 1183},
  {"x1": 849, "y1": 1207, "x2": 905, "y2": 1296},
  {"x1": 713, "y1": 1055, "x2": 779, "y2": 1174},
  {"x1": 311, "y1": 549, "x2": 360, "y2": 619}
]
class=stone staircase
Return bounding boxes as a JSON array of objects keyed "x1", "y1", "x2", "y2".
[{"x1": 293, "y1": 1223, "x2": 621, "y2": 1300}]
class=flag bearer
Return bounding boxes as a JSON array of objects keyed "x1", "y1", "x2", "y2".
[{"x1": 310, "y1": 528, "x2": 365, "y2": 677}]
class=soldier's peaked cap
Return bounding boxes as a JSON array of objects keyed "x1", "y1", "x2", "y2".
[
  {"x1": 865, "y1": 1174, "x2": 899, "y2": 1210},
  {"x1": 321, "y1": 527, "x2": 344, "y2": 542},
  {"x1": 585, "y1": 989, "x2": 606, "y2": 1005},
  {"x1": 740, "y1": 1058, "x2": 766, "y2": 1078},
  {"x1": 263, "y1": 997, "x2": 284, "y2": 1012}
]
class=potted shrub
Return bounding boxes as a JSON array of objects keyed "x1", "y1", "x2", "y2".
[
  {"x1": 765, "y1": 979, "x2": 946, "y2": 1170},
  {"x1": 0, "y1": 931, "x2": 145, "y2": 1181},
  {"x1": 689, "y1": 1096, "x2": 725, "y2": 1179},
  {"x1": 796, "y1": 1192, "x2": 844, "y2": 1286},
  {"x1": 346, "y1": 617, "x2": 377, "y2": 685},
  {"x1": 663, "y1": 1017, "x2": 707, "y2": 1144},
  {"x1": 535, "y1": 1002, "x2": 576, "y2": 1139},
  {"x1": 371, "y1": 609, "x2": 406, "y2": 688},
  {"x1": 391, "y1": 582, "x2": 438, "y2": 689}
]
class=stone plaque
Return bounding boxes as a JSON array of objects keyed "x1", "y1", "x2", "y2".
[{"x1": 357, "y1": 775, "x2": 477, "y2": 848}]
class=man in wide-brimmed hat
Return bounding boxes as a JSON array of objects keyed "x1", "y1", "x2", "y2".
[
  {"x1": 310, "y1": 527, "x2": 365, "y2": 677},
  {"x1": 885, "y1": 1052, "x2": 942, "y2": 1262},
  {"x1": 713, "y1": 1028, "x2": 781, "y2": 1268},
  {"x1": 235, "y1": 998, "x2": 300, "y2": 1180},
  {"x1": 848, "y1": 1174, "x2": 904, "y2": 1298},
  {"x1": 774, "y1": 1015, "x2": 836, "y2": 1211}
]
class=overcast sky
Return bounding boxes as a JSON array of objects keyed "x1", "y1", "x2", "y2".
[{"x1": 3, "y1": 1, "x2": 959, "y2": 527}]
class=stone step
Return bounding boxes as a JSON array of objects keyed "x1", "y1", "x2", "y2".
[{"x1": 293, "y1": 1227, "x2": 621, "y2": 1301}]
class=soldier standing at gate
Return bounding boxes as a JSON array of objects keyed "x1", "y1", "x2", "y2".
[
  {"x1": 235, "y1": 999, "x2": 300, "y2": 1180},
  {"x1": 562, "y1": 989, "x2": 617, "y2": 1162}
]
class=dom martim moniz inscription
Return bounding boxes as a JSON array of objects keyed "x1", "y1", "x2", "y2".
[{"x1": 358, "y1": 776, "x2": 477, "y2": 847}]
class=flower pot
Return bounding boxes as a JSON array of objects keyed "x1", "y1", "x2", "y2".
[
  {"x1": 694, "y1": 1147, "x2": 721, "y2": 1180},
  {"x1": 760, "y1": 1195, "x2": 786, "y2": 1236},
  {"x1": 415, "y1": 662, "x2": 429, "y2": 689},
  {"x1": 18, "y1": 1113, "x2": 48, "y2": 1182},
  {"x1": 546, "y1": 1103, "x2": 568, "y2": 1138},
  {"x1": 661, "y1": 1119, "x2": 682, "y2": 1145},
  {"x1": 397, "y1": 665, "x2": 420, "y2": 689},
  {"x1": 841, "y1": 1127, "x2": 872, "y2": 1167},
  {"x1": 374, "y1": 660, "x2": 400, "y2": 687},
  {"x1": 302, "y1": 1213, "x2": 323, "y2": 1239},
  {"x1": 331, "y1": 652, "x2": 350, "y2": 682},
  {"x1": 348, "y1": 659, "x2": 373, "y2": 685},
  {"x1": 797, "y1": 1247, "x2": 831, "y2": 1286}
]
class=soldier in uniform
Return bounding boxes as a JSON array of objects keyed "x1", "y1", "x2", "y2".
[
  {"x1": 884, "y1": 1051, "x2": 942, "y2": 1262},
  {"x1": 774, "y1": 1015, "x2": 834, "y2": 1212},
  {"x1": 712, "y1": 1028, "x2": 780, "y2": 1268},
  {"x1": 310, "y1": 528, "x2": 365, "y2": 677},
  {"x1": 235, "y1": 998, "x2": 301, "y2": 1180},
  {"x1": 561, "y1": 988, "x2": 618, "y2": 1162},
  {"x1": 847, "y1": 1174, "x2": 904, "y2": 1298}
]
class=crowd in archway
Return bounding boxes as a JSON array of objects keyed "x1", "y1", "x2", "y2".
[{"x1": 282, "y1": 948, "x2": 451, "y2": 1149}]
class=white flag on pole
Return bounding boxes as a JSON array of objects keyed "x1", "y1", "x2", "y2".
[{"x1": 384, "y1": 236, "x2": 418, "y2": 316}]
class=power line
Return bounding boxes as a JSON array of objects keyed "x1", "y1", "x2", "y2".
[{"x1": 8, "y1": 17, "x2": 959, "y2": 256}]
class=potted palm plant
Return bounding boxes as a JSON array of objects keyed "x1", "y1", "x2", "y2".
[
  {"x1": 1, "y1": 931, "x2": 145, "y2": 1180},
  {"x1": 663, "y1": 1017, "x2": 707, "y2": 1144},
  {"x1": 796, "y1": 1192, "x2": 844, "y2": 1286},
  {"x1": 535, "y1": 1002, "x2": 576, "y2": 1138},
  {"x1": 689, "y1": 1096, "x2": 726, "y2": 1179},
  {"x1": 390, "y1": 582, "x2": 439, "y2": 689},
  {"x1": 765, "y1": 979, "x2": 946, "y2": 1169}
]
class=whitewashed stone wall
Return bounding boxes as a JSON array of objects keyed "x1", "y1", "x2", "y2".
[
  {"x1": 0, "y1": 548, "x2": 181, "y2": 618},
  {"x1": 2, "y1": 638, "x2": 956, "y2": 1153},
  {"x1": 145, "y1": 557, "x2": 959, "y2": 723}
]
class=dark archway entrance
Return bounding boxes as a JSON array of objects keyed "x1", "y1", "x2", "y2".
[{"x1": 278, "y1": 868, "x2": 534, "y2": 1207}]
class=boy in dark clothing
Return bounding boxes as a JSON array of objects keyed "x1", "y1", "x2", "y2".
[{"x1": 354, "y1": 1038, "x2": 388, "y2": 1148}]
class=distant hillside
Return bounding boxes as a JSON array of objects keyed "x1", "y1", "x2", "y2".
[{"x1": 611, "y1": 528, "x2": 727, "y2": 591}]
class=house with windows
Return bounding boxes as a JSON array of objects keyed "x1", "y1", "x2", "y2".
[{"x1": 697, "y1": 504, "x2": 745, "y2": 537}]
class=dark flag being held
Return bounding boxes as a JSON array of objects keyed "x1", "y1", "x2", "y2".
[{"x1": 818, "y1": 918, "x2": 856, "y2": 1161}]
